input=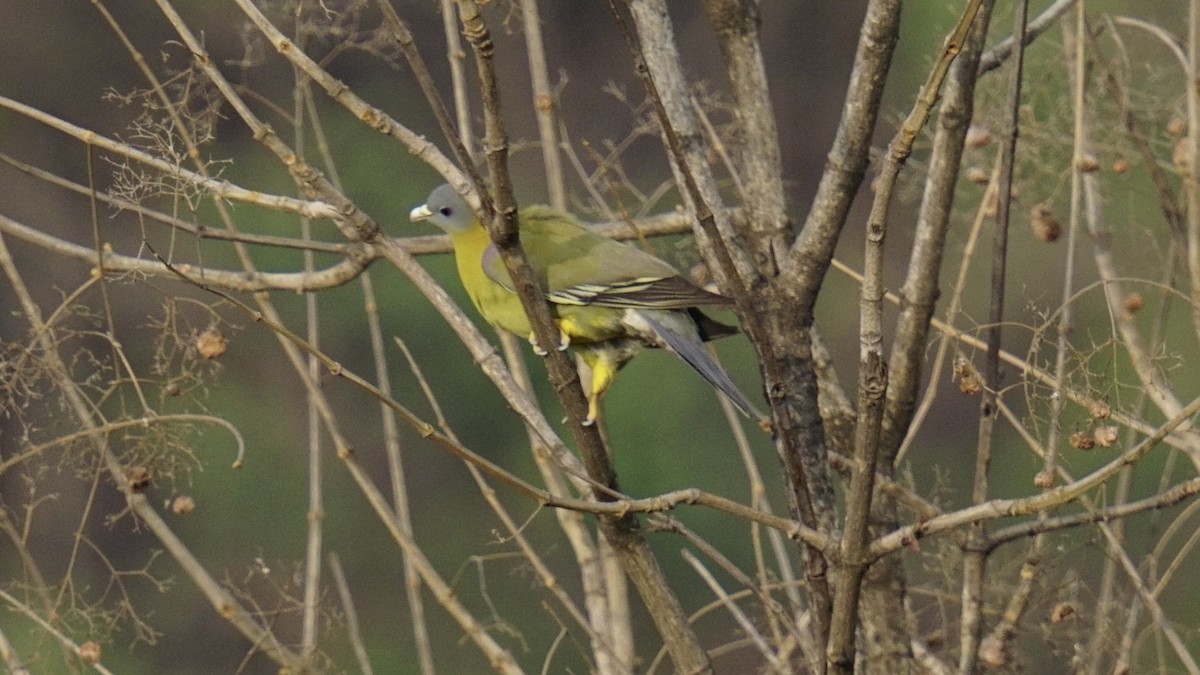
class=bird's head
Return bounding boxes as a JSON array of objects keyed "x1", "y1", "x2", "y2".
[{"x1": 409, "y1": 183, "x2": 474, "y2": 233}]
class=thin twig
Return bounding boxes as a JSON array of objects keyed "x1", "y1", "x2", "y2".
[
  {"x1": 455, "y1": 2, "x2": 715, "y2": 671},
  {"x1": 829, "y1": 2, "x2": 986, "y2": 669},
  {"x1": 977, "y1": 0, "x2": 1078, "y2": 75},
  {"x1": 960, "y1": 1, "x2": 1028, "y2": 668},
  {"x1": 870, "y1": 392, "x2": 1200, "y2": 559},
  {"x1": 1186, "y1": 0, "x2": 1200, "y2": 389},
  {"x1": 886, "y1": 0, "x2": 995, "y2": 466},
  {"x1": 329, "y1": 554, "x2": 374, "y2": 675},
  {"x1": 0, "y1": 95, "x2": 336, "y2": 220},
  {"x1": 520, "y1": 0, "x2": 565, "y2": 208},
  {"x1": 681, "y1": 550, "x2": 787, "y2": 672},
  {"x1": 0, "y1": 589, "x2": 115, "y2": 675},
  {"x1": 0, "y1": 228, "x2": 306, "y2": 670}
]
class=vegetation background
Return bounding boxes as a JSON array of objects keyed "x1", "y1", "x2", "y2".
[{"x1": 0, "y1": 0, "x2": 1196, "y2": 673}]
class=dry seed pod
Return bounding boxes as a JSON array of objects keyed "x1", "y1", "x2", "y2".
[
  {"x1": 1167, "y1": 116, "x2": 1187, "y2": 137},
  {"x1": 1069, "y1": 431, "x2": 1095, "y2": 451},
  {"x1": 978, "y1": 635, "x2": 1009, "y2": 668},
  {"x1": 954, "y1": 356, "x2": 982, "y2": 395},
  {"x1": 1173, "y1": 137, "x2": 1190, "y2": 169},
  {"x1": 126, "y1": 467, "x2": 151, "y2": 492},
  {"x1": 79, "y1": 641, "x2": 102, "y2": 666},
  {"x1": 196, "y1": 327, "x2": 227, "y2": 360},
  {"x1": 1089, "y1": 399, "x2": 1111, "y2": 420},
  {"x1": 965, "y1": 123, "x2": 992, "y2": 148},
  {"x1": 966, "y1": 166, "x2": 990, "y2": 185},
  {"x1": 981, "y1": 190, "x2": 999, "y2": 218},
  {"x1": 1094, "y1": 425, "x2": 1119, "y2": 447},
  {"x1": 171, "y1": 495, "x2": 196, "y2": 514},
  {"x1": 1029, "y1": 204, "x2": 1062, "y2": 243},
  {"x1": 1075, "y1": 153, "x2": 1100, "y2": 173},
  {"x1": 1111, "y1": 158, "x2": 1130, "y2": 174},
  {"x1": 1123, "y1": 292, "x2": 1144, "y2": 315},
  {"x1": 689, "y1": 263, "x2": 710, "y2": 286},
  {"x1": 1050, "y1": 602, "x2": 1079, "y2": 623}
]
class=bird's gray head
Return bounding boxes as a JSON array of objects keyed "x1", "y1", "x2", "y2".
[{"x1": 409, "y1": 184, "x2": 474, "y2": 233}]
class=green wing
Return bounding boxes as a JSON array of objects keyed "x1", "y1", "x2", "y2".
[{"x1": 480, "y1": 205, "x2": 729, "y2": 309}]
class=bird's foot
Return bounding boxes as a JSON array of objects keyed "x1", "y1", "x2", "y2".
[
  {"x1": 563, "y1": 411, "x2": 598, "y2": 426},
  {"x1": 529, "y1": 332, "x2": 548, "y2": 356},
  {"x1": 583, "y1": 398, "x2": 600, "y2": 426},
  {"x1": 528, "y1": 327, "x2": 571, "y2": 356}
]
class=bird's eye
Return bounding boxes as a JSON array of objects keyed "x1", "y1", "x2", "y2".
[{"x1": 439, "y1": 207, "x2": 452, "y2": 217}]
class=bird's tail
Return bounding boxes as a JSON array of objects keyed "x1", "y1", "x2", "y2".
[{"x1": 638, "y1": 312, "x2": 760, "y2": 419}]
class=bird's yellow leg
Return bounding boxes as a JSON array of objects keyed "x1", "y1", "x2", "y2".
[{"x1": 581, "y1": 352, "x2": 619, "y2": 426}]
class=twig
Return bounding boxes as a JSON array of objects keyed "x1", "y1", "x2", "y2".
[
  {"x1": 0, "y1": 95, "x2": 336, "y2": 220},
  {"x1": 837, "y1": 255, "x2": 1200, "y2": 457},
  {"x1": 870, "y1": 393, "x2": 1200, "y2": 559},
  {"x1": 977, "y1": 0, "x2": 1078, "y2": 75},
  {"x1": 887, "y1": 3, "x2": 996, "y2": 465},
  {"x1": 0, "y1": 413, "x2": 245, "y2": 475},
  {"x1": 2, "y1": 203, "x2": 718, "y2": 296},
  {"x1": 291, "y1": 60, "x2": 325, "y2": 666},
  {"x1": 1109, "y1": 540, "x2": 1200, "y2": 673},
  {"x1": 329, "y1": 554, "x2": 374, "y2": 675},
  {"x1": 976, "y1": 547, "x2": 1041, "y2": 669},
  {"x1": 1186, "y1": 0, "x2": 1200, "y2": 392},
  {"x1": 612, "y1": 0, "x2": 840, "y2": 656},
  {"x1": 0, "y1": 589, "x2": 115, "y2": 675},
  {"x1": 441, "y1": 414, "x2": 615, "y2": 671},
  {"x1": 0, "y1": 228, "x2": 306, "y2": 670},
  {"x1": 0, "y1": 621, "x2": 28, "y2": 675},
  {"x1": 781, "y1": 0, "x2": 901, "y2": 301},
  {"x1": 985, "y1": 477, "x2": 1200, "y2": 547},
  {"x1": 519, "y1": 0, "x2": 565, "y2": 208},
  {"x1": 375, "y1": 333, "x2": 435, "y2": 675},
  {"x1": 374, "y1": 0, "x2": 484, "y2": 191},
  {"x1": 455, "y1": 2, "x2": 716, "y2": 671},
  {"x1": 1, "y1": 150, "x2": 352, "y2": 252},
  {"x1": 655, "y1": 515, "x2": 809, "y2": 664},
  {"x1": 828, "y1": 2, "x2": 986, "y2": 669},
  {"x1": 337, "y1": 452, "x2": 524, "y2": 674},
  {"x1": 1035, "y1": 3, "x2": 1091, "y2": 488},
  {"x1": 681, "y1": 550, "x2": 787, "y2": 672},
  {"x1": 698, "y1": 0, "x2": 790, "y2": 267},
  {"x1": 0, "y1": 212, "x2": 373, "y2": 293},
  {"x1": 1076, "y1": 81, "x2": 1200, "y2": 470},
  {"x1": 960, "y1": 0, "x2": 1028, "y2": 669},
  {"x1": 149, "y1": 4, "x2": 527, "y2": 668}
]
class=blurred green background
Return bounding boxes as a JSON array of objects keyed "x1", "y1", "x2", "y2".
[{"x1": 1, "y1": 0, "x2": 1195, "y2": 672}]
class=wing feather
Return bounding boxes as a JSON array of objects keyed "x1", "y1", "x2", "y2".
[{"x1": 480, "y1": 205, "x2": 731, "y2": 310}]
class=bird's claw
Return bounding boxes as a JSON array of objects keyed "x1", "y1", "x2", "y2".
[
  {"x1": 563, "y1": 413, "x2": 598, "y2": 426},
  {"x1": 528, "y1": 328, "x2": 571, "y2": 356}
]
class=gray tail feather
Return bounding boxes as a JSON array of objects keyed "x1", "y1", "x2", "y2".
[{"x1": 640, "y1": 313, "x2": 759, "y2": 419}]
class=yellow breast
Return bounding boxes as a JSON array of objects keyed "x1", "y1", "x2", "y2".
[{"x1": 449, "y1": 224, "x2": 631, "y2": 345}]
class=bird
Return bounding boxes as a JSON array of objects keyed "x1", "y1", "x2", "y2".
[{"x1": 410, "y1": 183, "x2": 759, "y2": 425}]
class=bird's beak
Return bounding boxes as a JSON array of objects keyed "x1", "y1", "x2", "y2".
[{"x1": 409, "y1": 204, "x2": 432, "y2": 222}]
